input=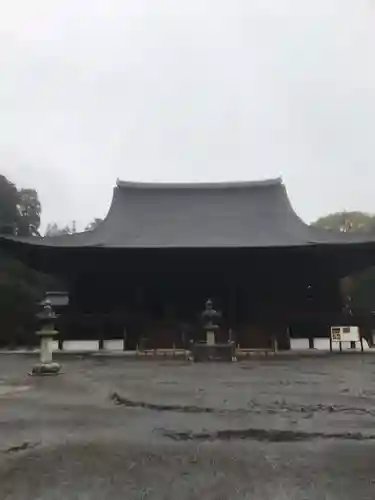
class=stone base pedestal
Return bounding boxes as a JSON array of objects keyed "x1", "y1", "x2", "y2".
[
  {"x1": 31, "y1": 362, "x2": 61, "y2": 376},
  {"x1": 206, "y1": 331, "x2": 216, "y2": 345},
  {"x1": 31, "y1": 327, "x2": 61, "y2": 376},
  {"x1": 191, "y1": 342, "x2": 236, "y2": 362}
]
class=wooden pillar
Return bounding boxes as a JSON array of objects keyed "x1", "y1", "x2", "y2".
[
  {"x1": 97, "y1": 313, "x2": 104, "y2": 350},
  {"x1": 123, "y1": 326, "x2": 127, "y2": 351},
  {"x1": 228, "y1": 281, "x2": 236, "y2": 343},
  {"x1": 285, "y1": 326, "x2": 290, "y2": 351},
  {"x1": 135, "y1": 284, "x2": 144, "y2": 348},
  {"x1": 272, "y1": 336, "x2": 278, "y2": 353}
]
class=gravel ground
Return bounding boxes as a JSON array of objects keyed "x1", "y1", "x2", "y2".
[{"x1": 1, "y1": 353, "x2": 375, "y2": 499}]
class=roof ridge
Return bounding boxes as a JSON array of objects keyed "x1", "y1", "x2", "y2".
[{"x1": 116, "y1": 178, "x2": 283, "y2": 190}]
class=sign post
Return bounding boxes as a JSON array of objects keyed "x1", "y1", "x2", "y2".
[{"x1": 330, "y1": 326, "x2": 362, "y2": 352}]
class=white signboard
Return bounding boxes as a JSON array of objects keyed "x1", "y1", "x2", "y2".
[{"x1": 330, "y1": 326, "x2": 360, "y2": 343}]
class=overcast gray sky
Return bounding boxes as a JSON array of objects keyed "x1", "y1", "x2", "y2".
[{"x1": 0, "y1": 0, "x2": 374, "y2": 231}]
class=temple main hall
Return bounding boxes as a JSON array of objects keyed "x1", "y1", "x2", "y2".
[{"x1": 3, "y1": 178, "x2": 375, "y2": 349}]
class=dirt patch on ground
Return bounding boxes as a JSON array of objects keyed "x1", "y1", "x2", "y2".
[
  {"x1": 2, "y1": 441, "x2": 40, "y2": 454},
  {"x1": 159, "y1": 427, "x2": 375, "y2": 442},
  {"x1": 110, "y1": 391, "x2": 375, "y2": 419},
  {"x1": 111, "y1": 391, "x2": 218, "y2": 413}
]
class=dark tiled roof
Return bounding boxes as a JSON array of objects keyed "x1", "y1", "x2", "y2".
[{"x1": 2, "y1": 178, "x2": 375, "y2": 249}]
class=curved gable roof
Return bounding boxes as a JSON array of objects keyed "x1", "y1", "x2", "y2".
[{"x1": 2, "y1": 178, "x2": 375, "y2": 249}]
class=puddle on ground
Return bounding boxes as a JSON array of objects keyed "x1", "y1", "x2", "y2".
[{"x1": 0, "y1": 385, "x2": 30, "y2": 396}]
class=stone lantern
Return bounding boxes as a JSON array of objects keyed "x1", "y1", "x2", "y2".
[
  {"x1": 31, "y1": 300, "x2": 61, "y2": 375},
  {"x1": 201, "y1": 298, "x2": 221, "y2": 345}
]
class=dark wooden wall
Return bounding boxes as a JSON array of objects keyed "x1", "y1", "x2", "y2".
[{"x1": 61, "y1": 247, "x2": 344, "y2": 349}]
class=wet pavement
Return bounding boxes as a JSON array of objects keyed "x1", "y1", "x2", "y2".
[{"x1": 1, "y1": 353, "x2": 375, "y2": 499}]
